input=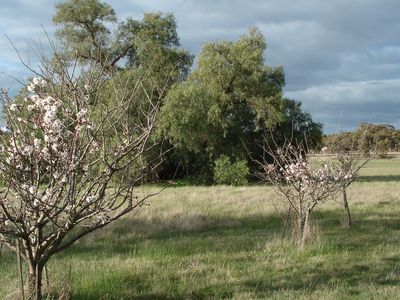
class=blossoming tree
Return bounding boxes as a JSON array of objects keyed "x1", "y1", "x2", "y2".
[
  {"x1": 0, "y1": 59, "x2": 162, "y2": 298},
  {"x1": 257, "y1": 141, "x2": 342, "y2": 248}
]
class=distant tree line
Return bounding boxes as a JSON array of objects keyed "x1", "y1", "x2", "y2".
[
  {"x1": 10, "y1": 0, "x2": 323, "y2": 184},
  {"x1": 323, "y1": 123, "x2": 400, "y2": 157}
]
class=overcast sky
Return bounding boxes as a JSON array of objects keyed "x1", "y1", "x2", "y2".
[{"x1": 1, "y1": 0, "x2": 399, "y2": 133}]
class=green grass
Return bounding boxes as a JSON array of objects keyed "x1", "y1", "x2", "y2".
[{"x1": 1, "y1": 158, "x2": 400, "y2": 299}]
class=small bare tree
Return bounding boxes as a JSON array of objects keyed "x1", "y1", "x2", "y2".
[
  {"x1": 334, "y1": 149, "x2": 370, "y2": 228},
  {"x1": 257, "y1": 141, "x2": 342, "y2": 248},
  {"x1": 0, "y1": 53, "x2": 163, "y2": 298}
]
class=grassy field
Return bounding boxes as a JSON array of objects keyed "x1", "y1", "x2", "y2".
[{"x1": 1, "y1": 157, "x2": 400, "y2": 299}]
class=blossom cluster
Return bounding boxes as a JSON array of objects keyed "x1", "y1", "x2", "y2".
[
  {"x1": 0, "y1": 74, "x2": 144, "y2": 230},
  {"x1": 0, "y1": 77, "x2": 101, "y2": 215},
  {"x1": 262, "y1": 144, "x2": 347, "y2": 201}
]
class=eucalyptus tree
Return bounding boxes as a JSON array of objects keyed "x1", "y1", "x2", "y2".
[
  {"x1": 53, "y1": 0, "x2": 193, "y2": 180},
  {"x1": 160, "y1": 28, "x2": 286, "y2": 179}
]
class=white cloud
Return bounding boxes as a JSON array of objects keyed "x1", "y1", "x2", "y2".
[{"x1": 287, "y1": 79, "x2": 400, "y2": 105}]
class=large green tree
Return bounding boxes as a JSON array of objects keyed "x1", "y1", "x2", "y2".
[
  {"x1": 53, "y1": 0, "x2": 193, "y2": 181},
  {"x1": 53, "y1": 0, "x2": 192, "y2": 74},
  {"x1": 159, "y1": 29, "x2": 286, "y2": 180},
  {"x1": 53, "y1": 0, "x2": 118, "y2": 68}
]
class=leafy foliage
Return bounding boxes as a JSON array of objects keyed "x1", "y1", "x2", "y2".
[
  {"x1": 40, "y1": 0, "x2": 322, "y2": 184},
  {"x1": 53, "y1": 0, "x2": 117, "y2": 65},
  {"x1": 159, "y1": 29, "x2": 288, "y2": 180},
  {"x1": 213, "y1": 155, "x2": 249, "y2": 186},
  {"x1": 53, "y1": 0, "x2": 193, "y2": 182}
]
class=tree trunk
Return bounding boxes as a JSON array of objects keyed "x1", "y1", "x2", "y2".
[
  {"x1": 296, "y1": 215, "x2": 304, "y2": 245},
  {"x1": 342, "y1": 188, "x2": 352, "y2": 228},
  {"x1": 281, "y1": 206, "x2": 292, "y2": 239},
  {"x1": 16, "y1": 240, "x2": 25, "y2": 300},
  {"x1": 28, "y1": 261, "x2": 44, "y2": 300},
  {"x1": 300, "y1": 210, "x2": 310, "y2": 249}
]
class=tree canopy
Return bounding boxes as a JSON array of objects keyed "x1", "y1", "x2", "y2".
[
  {"x1": 13, "y1": 0, "x2": 324, "y2": 184},
  {"x1": 158, "y1": 29, "x2": 322, "y2": 181}
]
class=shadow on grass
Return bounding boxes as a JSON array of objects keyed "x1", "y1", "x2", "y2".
[
  {"x1": 68, "y1": 208, "x2": 400, "y2": 254},
  {"x1": 64, "y1": 208, "x2": 400, "y2": 299},
  {"x1": 0, "y1": 248, "x2": 17, "y2": 274},
  {"x1": 65, "y1": 212, "x2": 284, "y2": 258},
  {"x1": 243, "y1": 252, "x2": 400, "y2": 298},
  {"x1": 358, "y1": 175, "x2": 400, "y2": 182},
  {"x1": 243, "y1": 261, "x2": 400, "y2": 298},
  {"x1": 241, "y1": 210, "x2": 400, "y2": 297}
]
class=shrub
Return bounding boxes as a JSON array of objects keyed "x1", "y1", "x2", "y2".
[{"x1": 213, "y1": 155, "x2": 249, "y2": 186}]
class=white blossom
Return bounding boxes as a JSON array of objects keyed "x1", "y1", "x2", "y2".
[
  {"x1": 77, "y1": 108, "x2": 87, "y2": 119},
  {"x1": 50, "y1": 119, "x2": 63, "y2": 133},
  {"x1": 21, "y1": 145, "x2": 34, "y2": 156},
  {"x1": 29, "y1": 186, "x2": 37, "y2": 194},
  {"x1": 86, "y1": 195, "x2": 96, "y2": 203},
  {"x1": 34, "y1": 138, "x2": 41, "y2": 149},
  {"x1": 97, "y1": 214, "x2": 109, "y2": 224},
  {"x1": 43, "y1": 110, "x2": 57, "y2": 124},
  {"x1": 31, "y1": 77, "x2": 46, "y2": 87},
  {"x1": 32, "y1": 77, "x2": 40, "y2": 85},
  {"x1": 9, "y1": 104, "x2": 18, "y2": 111}
]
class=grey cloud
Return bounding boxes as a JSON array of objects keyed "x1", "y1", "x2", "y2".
[
  {"x1": 1, "y1": 0, "x2": 399, "y2": 133},
  {"x1": 287, "y1": 79, "x2": 400, "y2": 133}
]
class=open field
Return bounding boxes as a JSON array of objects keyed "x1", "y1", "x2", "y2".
[{"x1": 1, "y1": 157, "x2": 400, "y2": 299}]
